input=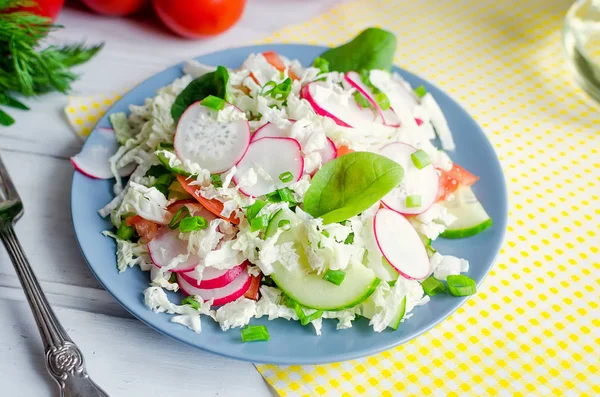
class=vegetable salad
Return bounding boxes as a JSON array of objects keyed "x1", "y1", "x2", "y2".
[{"x1": 88, "y1": 28, "x2": 492, "y2": 340}]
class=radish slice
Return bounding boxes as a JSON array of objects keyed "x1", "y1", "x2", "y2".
[
  {"x1": 71, "y1": 127, "x2": 136, "y2": 179},
  {"x1": 233, "y1": 137, "x2": 304, "y2": 197},
  {"x1": 379, "y1": 142, "x2": 439, "y2": 215},
  {"x1": 369, "y1": 70, "x2": 420, "y2": 130},
  {"x1": 182, "y1": 261, "x2": 248, "y2": 289},
  {"x1": 174, "y1": 102, "x2": 250, "y2": 174},
  {"x1": 345, "y1": 72, "x2": 401, "y2": 127},
  {"x1": 177, "y1": 271, "x2": 252, "y2": 306},
  {"x1": 374, "y1": 208, "x2": 430, "y2": 280},
  {"x1": 252, "y1": 122, "x2": 337, "y2": 165},
  {"x1": 300, "y1": 82, "x2": 376, "y2": 128},
  {"x1": 147, "y1": 228, "x2": 200, "y2": 273}
]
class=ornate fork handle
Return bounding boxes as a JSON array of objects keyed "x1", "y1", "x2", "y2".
[{"x1": 0, "y1": 226, "x2": 109, "y2": 397}]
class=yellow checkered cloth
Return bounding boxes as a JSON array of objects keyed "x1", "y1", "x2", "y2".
[{"x1": 65, "y1": 1, "x2": 599, "y2": 395}]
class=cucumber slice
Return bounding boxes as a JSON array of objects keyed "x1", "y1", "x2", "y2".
[
  {"x1": 366, "y1": 256, "x2": 399, "y2": 283},
  {"x1": 359, "y1": 295, "x2": 407, "y2": 330},
  {"x1": 265, "y1": 209, "x2": 381, "y2": 311},
  {"x1": 440, "y1": 186, "x2": 492, "y2": 239}
]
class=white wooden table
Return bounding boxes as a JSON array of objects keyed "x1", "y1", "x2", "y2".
[{"x1": 0, "y1": 2, "x2": 343, "y2": 395}]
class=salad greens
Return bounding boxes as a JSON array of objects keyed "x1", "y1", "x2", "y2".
[
  {"x1": 318, "y1": 27, "x2": 396, "y2": 72},
  {"x1": 303, "y1": 152, "x2": 404, "y2": 224},
  {"x1": 171, "y1": 66, "x2": 231, "y2": 122}
]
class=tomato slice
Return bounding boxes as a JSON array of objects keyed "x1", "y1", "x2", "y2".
[
  {"x1": 244, "y1": 274, "x2": 261, "y2": 301},
  {"x1": 262, "y1": 51, "x2": 299, "y2": 80},
  {"x1": 436, "y1": 164, "x2": 479, "y2": 201},
  {"x1": 175, "y1": 175, "x2": 239, "y2": 224},
  {"x1": 336, "y1": 145, "x2": 354, "y2": 157},
  {"x1": 125, "y1": 216, "x2": 159, "y2": 242}
]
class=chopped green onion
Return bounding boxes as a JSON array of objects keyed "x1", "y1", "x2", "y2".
[
  {"x1": 116, "y1": 222, "x2": 136, "y2": 241},
  {"x1": 354, "y1": 91, "x2": 371, "y2": 109},
  {"x1": 426, "y1": 244, "x2": 437, "y2": 257},
  {"x1": 179, "y1": 216, "x2": 208, "y2": 233},
  {"x1": 406, "y1": 195, "x2": 422, "y2": 208},
  {"x1": 278, "y1": 219, "x2": 291, "y2": 230},
  {"x1": 359, "y1": 69, "x2": 371, "y2": 86},
  {"x1": 146, "y1": 164, "x2": 169, "y2": 178},
  {"x1": 375, "y1": 92, "x2": 390, "y2": 110},
  {"x1": 241, "y1": 325, "x2": 270, "y2": 342},
  {"x1": 344, "y1": 233, "x2": 355, "y2": 245},
  {"x1": 155, "y1": 173, "x2": 175, "y2": 187},
  {"x1": 261, "y1": 81, "x2": 277, "y2": 96},
  {"x1": 268, "y1": 104, "x2": 280, "y2": 110},
  {"x1": 322, "y1": 269, "x2": 346, "y2": 286},
  {"x1": 152, "y1": 170, "x2": 175, "y2": 195},
  {"x1": 266, "y1": 190, "x2": 282, "y2": 203},
  {"x1": 245, "y1": 200, "x2": 267, "y2": 222},
  {"x1": 321, "y1": 230, "x2": 330, "y2": 238},
  {"x1": 279, "y1": 171, "x2": 294, "y2": 183},
  {"x1": 200, "y1": 95, "x2": 226, "y2": 110},
  {"x1": 414, "y1": 85, "x2": 427, "y2": 98},
  {"x1": 411, "y1": 149, "x2": 432, "y2": 169},
  {"x1": 168, "y1": 206, "x2": 190, "y2": 230},
  {"x1": 388, "y1": 280, "x2": 397, "y2": 287},
  {"x1": 276, "y1": 187, "x2": 297, "y2": 204},
  {"x1": 157, "y1": 142, "x2": 174, "y2": 150},
  {"x1": 271, "y1": 78, "x2": 293, "y2": 101},
  {"x1": 421, "y1": 276, "x2": 445, "y2": 296},
  {"x1": 446, "y1": 275, "x2": 477, "y2": 297},
  {"x1": 211, "y1": 174, "x2": 223, "y2": 188},
  {"x1": 285, "y1": 297, "x2": 323, "y2": 326},
  {"x1": 250, "y1": 214, "x2": 270, "y2": 232},
  {"x1": 181, "y1": 296, "x2": 200, "y2": 310},
  {"x1": 312, "y1": 57, "x2": 330, "y2": 74}
]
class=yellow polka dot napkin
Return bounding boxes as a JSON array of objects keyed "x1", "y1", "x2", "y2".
[
  {"x1": 255, "y1": 1, "x2": 599, "y2": 396},
  {"x1": 65, "y1": 92, "x2": 122, "y2": 138},
  {"x1": 65, "y1": 1, "x2": 598, "y2": 395}
]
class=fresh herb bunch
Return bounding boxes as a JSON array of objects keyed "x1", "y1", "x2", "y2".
[{"x1": 0, "y1": 0, "x2": 103, "y2": 126}]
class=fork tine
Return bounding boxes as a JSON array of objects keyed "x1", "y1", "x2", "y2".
[{"x1": 0, "y1": 153, "x2": 21, "y2": 202}]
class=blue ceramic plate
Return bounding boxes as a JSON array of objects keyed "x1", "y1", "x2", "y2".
[{"x1": 71, "y1": 44, "x2": 508, "y2": 365}]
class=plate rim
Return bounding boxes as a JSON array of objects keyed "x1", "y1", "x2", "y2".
[{"x1": 70, "y1": 43, "x2": 508, "y2": 364}]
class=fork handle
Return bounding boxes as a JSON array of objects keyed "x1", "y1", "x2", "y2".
[{"x1": 1, "y1": 226, "x2": 110, "y2": 397}]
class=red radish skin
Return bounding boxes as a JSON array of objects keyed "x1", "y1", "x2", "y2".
[
  {"x1": 379, "y1": 142, "x2": 439, "y2": 215},
  {"x1": 373, "y1": 208, "x2": 430, "y2": 280},
  {"x1": 300, "y1": 83, "x2": 377, "y2": 128},
  {"x1": 177, "y1": 271, "x2": 252, "y2": 306},
  {"x1": 174, "y1": 102, "x2": 250, "y2": 174},
  {"x1": 345, "y1": 71, "x2": 401, "y2": 127},
  {"x1": 233, "y1": 137, "x2": 304, "y2": 197},
  {"x1": 251, "y1": 122, "x2": 337, "y2": 166},
  {"x1": 182, "y1": 261, "x2": 248, "y2": 289}
]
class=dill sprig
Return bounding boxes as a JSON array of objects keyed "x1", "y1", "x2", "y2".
[{"x1": 0, "y1": 0, "x2": 103, "y2": 126}]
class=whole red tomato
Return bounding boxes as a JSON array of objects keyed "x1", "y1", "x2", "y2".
[
  {"x1": 82, "y1": 0, "x2": 147, "y2": 16},
  {"x1": 16, "y1": 0, "x2": 65, "y2": 21},
  {"x1": 153, "y1": 0, "x2": 246, "y2": 38}
]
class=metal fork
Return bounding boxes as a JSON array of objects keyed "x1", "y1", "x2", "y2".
[{"x1": 0, "y1": 154, "x2": 109, "y2": 397}]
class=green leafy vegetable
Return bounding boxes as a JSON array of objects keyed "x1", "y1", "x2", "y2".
[
  {"x1": 155, "y1": 142, "x2": 190, "y2": 177},
  {"x1": 0, "y1": 2, "x2": 103, "y2": 126},
  {"x1": 303, "y1": 152, "x2": 404, "y2": 224},
  {"x1": 211, "y1": 174, "x2": 223, "y2": 188},
  {"x1": 116, "y1": 222, "x2": 136, "y2": 241},
  {"x1": 317, "y1": 27, "x2": 397, "y2": 73},
  {"x1": 171, "y1": 65, "x2": 230, "y2": 122},
  {"x1": 245, "y1": 200, "x2": 267, "y2": 223},
  {"x1": 168, "y1": 206, "x2": 190, "y2": 230},
  {"x1": 181, "y1": 296, "x2": 200, "y2": 310},
  {"x1": 200, "y1": 95, "x2": 226, "y2": 110},
  {"x1": 312, "y1": 57, "x2": 330, "y2": 74}
]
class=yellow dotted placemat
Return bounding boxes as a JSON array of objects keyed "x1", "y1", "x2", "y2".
[
  {"x1": 65, "y1": 1, "x2": 598, "y2": 395},
  {"x1": 254, "y1": 0, "x2": 599, "y2": 396}
]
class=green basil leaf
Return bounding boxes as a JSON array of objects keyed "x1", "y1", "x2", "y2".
[
  {"x1": 303, "y1": 152, "x2": 404, "y2": 224},
  {"x1": 171, "y1": 66, "x2": 230, "y2": 122},
  {"x1": 317, "y1": 28, "x2": 397, "y2": 73}
]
